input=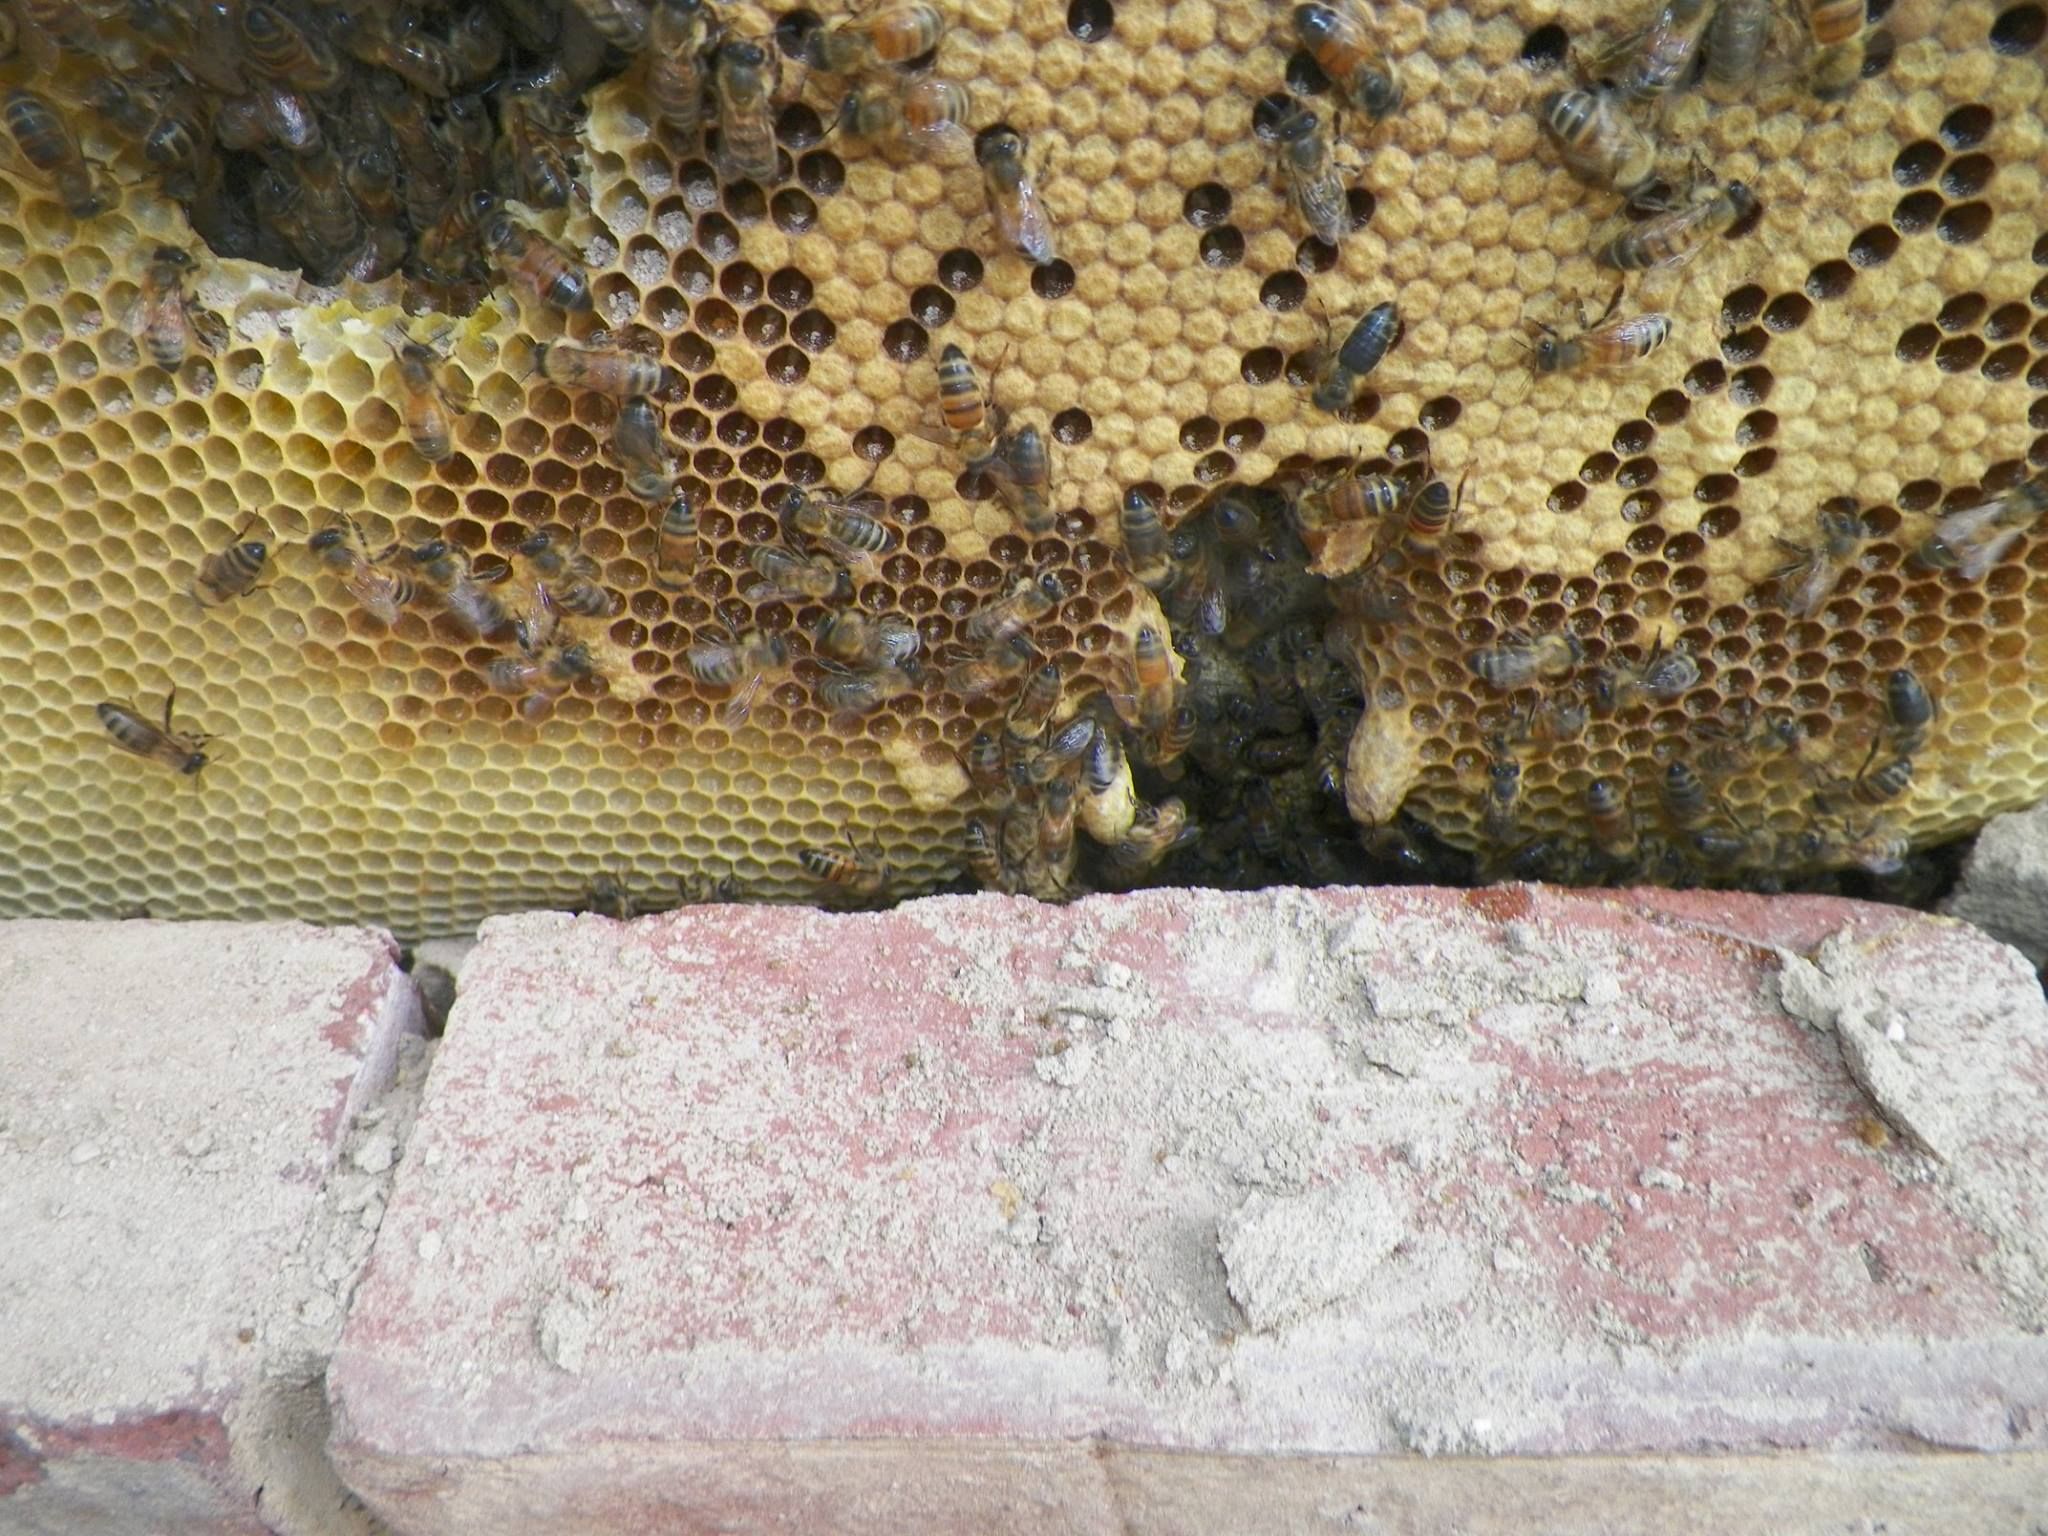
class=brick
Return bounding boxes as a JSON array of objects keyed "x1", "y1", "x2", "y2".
[
  {"x1": 328, "y1": 889, "x2": 2048, "y2": 1534},
  {"x1": 0, "y1": 921, "x2": 421, "y2": 1536}
]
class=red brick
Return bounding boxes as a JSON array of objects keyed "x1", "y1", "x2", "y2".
[
  {"x1": 328, "y1": 889, "x2": 2048, "y2": 1534},
  {"x1": 0, "y1": 921, "x2": 421, "y2": 1535}
]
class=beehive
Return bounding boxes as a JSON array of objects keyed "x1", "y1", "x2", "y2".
[{"x1": 0, "y1": 0, "x2": 2043, "y2": 937}]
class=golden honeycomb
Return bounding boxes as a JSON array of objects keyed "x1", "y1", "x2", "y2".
[{"x1": 0, "y1": 0, "x2": 2043, "y2": 936}]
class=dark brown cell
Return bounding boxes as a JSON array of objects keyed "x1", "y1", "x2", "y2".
[
  {"x1": 1239, "y1": 346, "x2": 1283, "y2": 384},
  {"x1": 1762, "y1": 294, "x2": 1811, "y2": 332},
  {"x1": 938, "y1": 248, "x2": 984, "y2": 291},
  {"x1": 797, "y1": 150, "x2": 844, "y2": 198},
  {"x1": 1721, "y1": 284, "x2": 1766, "y2": 327},
  {"x1": 770, "y1": 190, "x2": 817, "y2": 234},
  {"x1": 1939, "y1": 103, "x2": 1994, "y2": 149},
  {"x1": 1935, "y1": 334, "x2": 1986, "y2": 372},
  {"x1": 883, "y1": 319, "x2": 928, "y2": 362},
  {"x1": 1937, "y1": 203, "x2": 1991, "y2": 244},
  {"x1": 1896, "y1": 321, "x2": 1939, "y2": 361},
  {"x1": 1295, "y1": 235, "x2": 1340, "y2": 273},
  {"x1": 1645, "y1": 389, "x2": 1690, "y2": 425},
  {"x1": 1729, "y1": 366, "x2": 1773, "y2": 405},
  {"x1": 1200, "y1": 227, "x2": 1246, "y2": 267},
  {"x1": 791, "y1": 310, "x2": 836, "y2": 352},
  {"x1": 1891, "y1": 140, "x2": 1944, "y2": 185},
  {"x1": 742, "y1": 306, "x2": 786, "y2": 346},
  {"x1": 909, "y1": 285, "x2": 955, "y2": 329},
  {"x1": 1684, "y1": 359, "x2": 1726, "y2": 395},
  {"x1": 697, "y1": 212, "x2": 741, "y2": 262},
  {"x1": 1520, "y1": 22, "x2": 1569, "y2": 67},
  {"x1": 1182, "y1": 183, "x2": 1231, "y2": 227},
  {"x1": 1580, "y1": 451, "x2": 1618, "y2": 483},
  {"x1": 1052, "y1": 409, "x2": 1093, "y2": 445},
  {"x1": 1736, "y1": 409, "x2": 1776, "y2": 444},
  {"x1": 1849, "y1": 225, "x2": 1900, "y2": 266},
  {"x1": 1260, "y1": 271, "x2": 1308, "y2": 310},
  {"x1": 1992, "y1": 3, "x2": 2046, "y2": 51},
  {"x1": 1805, "y1": 260, "x2": 1854, "y2": 301},
  {"x1": 1030, "y1": 260, "x2": 1077, "y2": 300},
  {"x1": 1612, "y1": 419, "x2": 1654, "y2": 456}
]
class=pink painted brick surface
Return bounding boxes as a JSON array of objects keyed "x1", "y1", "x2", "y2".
[
  {"x1": 328, "y1": 888, "x2": 2048, "y2": 1534},
  {"x1": 0, "y1": 920, "x2": 419, "y2": 1536}
]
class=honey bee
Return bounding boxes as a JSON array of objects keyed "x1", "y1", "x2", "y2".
[
  {"x1": 963, "y1": 814, "x2": 1007, "y2": 888},
  {"x1": 1079, "y1": 725, "x2": 1138, "y2": 842},
  {"x1": 1771, "y1": 504, "x2": 1865, "y2": 616},
  {"x1": 1539, "y1": 87, "x2": 1659, "y2": 202},
  {"x1": 241, "y1": 2, "x2": 343, "y2": 91},
  {"x1": 654, "y1": 485, "x2": 700, "y2": 589},
  {"x1": 1292, "y1": 2, "x2": 1402, "y2": 121},
  {"x1": 933, "y1": 342, "x2": 1004, "y2": 460},
  {"x1": 964, "y1": 729, "x2": 1008, "y2": 794},
  {"x1": 1816, "y1": 755, "x2": 1913, "y2": 814},
  {"x1": 1468, "y1": 630, "x2": 1584, "y2": 689},
  {"x1": 389, "y1": 340, "x2": 469, "y2": 465},
  {"x1": 1038, "y1": 775, "x2": 1079, "y2": 864},
  {"x1": 1527, "y1": 293, "x2": 1673, "y2": 374},
  {"x1": 1602, "y1": 0, "x2": 1714, "y2": 101},
  {"x1": 1482, "y1": 747, "x2": 1522, "y2": 845},
  {"x1": 815, "y1": 610, "x2": 920, "y2": 671},
  {"x1": 346, "y1": 145, "x2": 403, "y2": 228},
  {"x1": 1105, "y1": 797, "x2": 1191, "y2": 878},
  {"x1": 1804, "y1": 0, "x2": 1866, "y2": 98},
  {"x1": 964, "y1": 573, "x2": 1060, "y2": 648},
  {"x1": 495, "y1": 96, "x2": 581, "y2": 210},
  {"x1": 1513, "y1": 696, "x2": 1590, "y2": 747},
  {"x1": 1399, "y1": 469, "x2": 1466, "y2": 557},
  {"x1": 788, "y1": 488, "x2": 891, "y2": 561},
  {"x1": 1914, "y1": 479, "x2": 2045, "y2": 580},
  {"x1": 97, "y1": 689, "x2": 215, "y2": 777},
  {"x1": 815, "y1": 663, "x2": 913, "y2": 716},
  {"x1": 1267, "y1": 100, "x2": 1349, "y2": 247},
  {"x1": 975, "y1": 126, "x2": 1057, "y2": 267},
  {"x1": 520, "y1": 530, "x2": 619, "y2": 618},
  {"x1": 686, "y1": 626, "x2": 788, "y2": 725},
  {"x1": 535, "y1": 342, "x2": 671, "y2": 399},
  {"x1": 191, "y1": 517, "x2": 269, "y2": 609},
  {"x1": 571, "y1": 0, "x2": 655, "y2": 52},
  {"x1": 1600, "y1": 641, "x2": 1700, "y2": 709},
  {"x1": 813, "y1": 2, "x2": 944, "y2": 69},
  {"x1": 486, "y1": 214, "x2": 594, "y2": 316},
  {"x1": 310, "y1": 521, "x2": 416, "y2": 625},
  {"x1": 5, "y1": 89, "x2": 112, "y2": 220},
  {"x1": 1585, "y1": 776, "x2": 1637, "y2": 855},
  {"x1": 135, "y1": 247, "x2": 229, "y2": 372},
  {"x1": 745, "y1": 545, "x2": 843, "y2": 604},
  {"x1": 987, "y1": 425, "x2": 1055, "y2": 535},
  {"x1": 1881, "y1": 667, "x2": 1935, "y2": 757},
  {"x1": 945, "y1": 632, "x2": 1034, "y2": 698},
  {"x1": 1022, "y1": 715, "x2": 1099, "y2": 787},
  {"x1": 1705, "y1": 0, "x2": 1773, "y2": 86},
  {"x1": 413, "y1": 541, "x2": 512, "y2": 639},
  {"x1": 612, "y1": 394, "x2": 676, "y2": 502},
  {"x1": 1121, "y1": 488, "x2": 1174, "y2": 589},
  {"x1": 1660, "y1": 759, "x2": 1715, "y2": 829},
  {"x1": 1146, "y1": 702, "x2": 1197, "y2": 774},
  {"x1": 839, "y1": 78, "x2": 974, "y2": 154},
  {"x1": 1006, "y1": 662, "x2": 1064, "y2": 746},
  {"x1": 1129, "y1": 623, "x2": 1176, "y2": 730},
  {"x1": 1598, "y1": 178, "x2": 1758, "y2": 270},
  {"x1": 647, "y1": 0, "x2": 718, "y2": 138},
  {"x1": 487, "y1": 639, "x2": 597, "y2": 714},
  {"x1": 712, "y1": 39, "x2": 780, "y2": 184},
  {"x1": 1311, "y1": 302, "x2": 1400, "y2": 412}
]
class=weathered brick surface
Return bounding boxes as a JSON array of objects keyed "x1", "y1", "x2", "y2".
[
  {"x1": 0, "y1": 921, "x2": 419, "y2": 1536},
  {"x1": 328, "y1": 888, "x2": 2048, "y2": 1534}
]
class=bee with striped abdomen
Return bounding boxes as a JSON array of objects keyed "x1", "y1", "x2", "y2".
[
  {"x1": 1526, "y1": 291, "x2": 1673, "y2": 374},
  {"x1": 1598, "y1": 178, "x2": 1758, "y2": 270},
  {"x1": 712, "y1": 38, "x2": 781, "y2": 184},
  {"x1": 192, "y1": 517, "x2": 269, "y2": 609},
  {"x1": 975, "y1": 125, "x2": 1057, "y2": 266},
  {"x1": 1292, "y1": 2, "x2": 1401, "y2": 121},
  {"x1": 136, "y1": 247, "x2": 229, "y2": 373},
  {"x1": 97, "y1": 689, "x2": 215, "y2": 777}
]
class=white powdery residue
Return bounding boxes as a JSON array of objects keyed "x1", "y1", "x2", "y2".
[
  {"x1": 1035, "y1": 1039, "x2": 1095, "y2": 1087},
  {"x1": 1217, "y1": 1181, "x2": 1408, "y2": 1333},
  {"x1": 536, "y1": 1289, "x2": 596, "y2": 1375}
]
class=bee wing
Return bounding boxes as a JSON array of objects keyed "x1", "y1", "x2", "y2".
[
  {"x1": 1009, "y1": 179, "x2": 1057, "y2": 266},
  {"x1": 720, "y1": 670, "x2": 765, "y2": 726},
  {"x1": 188, "y1": 302, "x2": 230, "y2": 355}
]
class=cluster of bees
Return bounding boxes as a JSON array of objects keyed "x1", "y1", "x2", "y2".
[{"x1": 43, "y1": 0, "x2": 2033, "y2": 910}]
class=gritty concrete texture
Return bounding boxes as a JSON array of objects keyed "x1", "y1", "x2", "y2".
[
  {"x1": 1944, "y1": 800, "x2": 2048, "y2": 968},
  {"x1": 327, "y1": 887, "x2": 2048, "y2": 1534},
  {"x1": 0, "y1": 921, "x2": 423, "y2": 1536}
]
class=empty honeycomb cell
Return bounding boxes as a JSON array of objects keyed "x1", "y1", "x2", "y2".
[
  {"x1": 1937, "y1": 334, "x2": 1988, "y2": 371},
  {"x1": 1729, "y1": 366, "x2": 1774, "y2": 405},
  {"x1": 1938, "y1": 203, "x2": 1993, "y2": 244},
  {"x1": 1940, "y1": 103, "x2": 1996, "y2": 151},
  {"x1": 1898, "y1": 322, "x2": 1940, "y2": 361}
]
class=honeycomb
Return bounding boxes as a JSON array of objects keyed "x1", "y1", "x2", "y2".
[{"x1": 0, "y1": 0, "x2": 2044, "y2": 936}]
